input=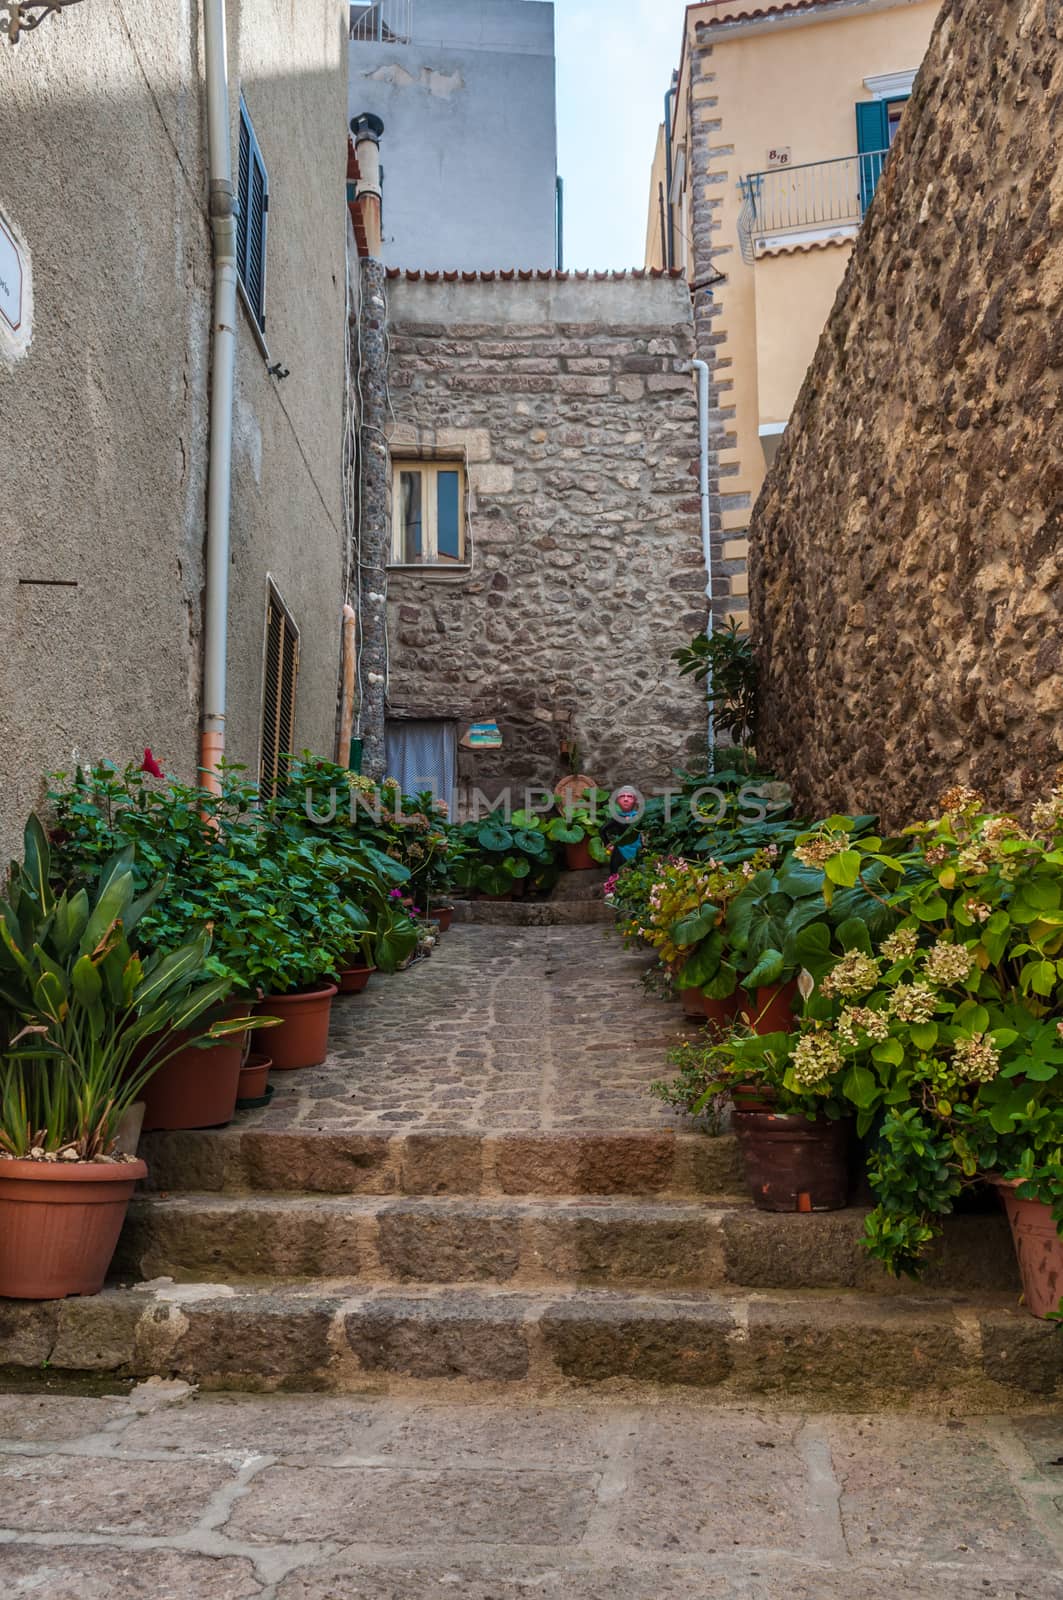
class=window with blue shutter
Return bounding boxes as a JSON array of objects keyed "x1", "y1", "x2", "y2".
[
  {"x1": 237, "y1": 98, "x2": 269, "y2": 332},
  {"x1": 856, "y1": 99, "x2": 890, "y2": 215}
]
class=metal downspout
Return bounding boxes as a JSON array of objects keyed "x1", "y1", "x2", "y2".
[
  {"x1": 201, "y1": 0, "x2": 238, "y2": 793},
  {"x1": 663, "y1": 79, "x2": 675, "y2": 272},
  {"x1": 690, "y1": 358, "x2": 715, "y2": 765}
]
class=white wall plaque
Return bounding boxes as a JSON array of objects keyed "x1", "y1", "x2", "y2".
[{"x1": 0, "y1": 215, "x2": 24, "y2": 332}]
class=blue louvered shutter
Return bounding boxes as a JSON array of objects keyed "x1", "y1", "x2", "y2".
[
  {"x1": 237, "y1": 98, "x2": 269, "y2": 331},
  {"x1": 856, "y1": 101, "x2": 889, "y2": 215}
]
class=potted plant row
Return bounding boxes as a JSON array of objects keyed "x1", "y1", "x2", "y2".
[{"x1": 645, "y1": 787, "x2": 1063, "y2": 1318}]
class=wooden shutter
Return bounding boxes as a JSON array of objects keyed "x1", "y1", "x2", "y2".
[
  {"x1": 238, "y1": 98, "x2": 269, "y2": 331},
  {"x1": 261, "y1": 587, "x2": 299, "y2": 799}
]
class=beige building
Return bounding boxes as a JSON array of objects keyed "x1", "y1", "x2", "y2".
[
  {"x1": 646, "y1": 0, "x2": 939, "y2": 625},
  {"x1": 0, "y1": 0, "x2": 350, "y2": 856}
]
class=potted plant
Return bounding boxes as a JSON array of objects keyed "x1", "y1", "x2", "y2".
[
  {"x1": 0, "y1": 820, "x2": 231, "y2": 1299},
  {"x1": 653, "y1": 1025, "x2": 853, "y2": 1211},
  {"x1": 547, "y1": 801, "x2": 610, "y2": 873},
  {"x1": 452, "y1": 813, "x2": 560, "y2": 900},
  {"x1": 799, "y1": 788, "x2": 1063, "y2": 1314}
]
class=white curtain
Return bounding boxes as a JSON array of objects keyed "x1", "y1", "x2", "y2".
[{"x1": 385, "y1": 720, "x2": 457, "y2": 811}]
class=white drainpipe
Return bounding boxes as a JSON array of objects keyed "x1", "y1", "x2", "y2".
[
  {"x1": 689, "y1": 358, "x2": 716, "y2": 764},
  {"x1": 200, "y1": 0, "x2": 238, "y2": 792}
]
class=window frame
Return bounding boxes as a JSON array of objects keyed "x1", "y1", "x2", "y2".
[
  {"x1": 259, "y1": 579, "x2": 299, "y2": 800},
  {"x1": 237, "y1": 95, "x2": 270, "y2": 334},
  {"x1": 390, "y1": 460, "x2": 468, "y2": 568}
]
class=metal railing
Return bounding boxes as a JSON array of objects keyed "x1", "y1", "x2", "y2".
[
  {"x1": 350, "y1": 1, "x2": 413, "y2": 43},
  {"x1": 738, "y1": 150, "x2": 889, "y2": 262}
]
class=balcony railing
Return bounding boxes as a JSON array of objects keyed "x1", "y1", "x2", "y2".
[
  {"x1": 350, "y1": 1, "x2": 413, "y2": 43},
  {"x1": 738, "y1": 150, "x2": 889, "y2": 263}
]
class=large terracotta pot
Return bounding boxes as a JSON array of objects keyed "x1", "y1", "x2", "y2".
[
  {"x1": 565, "y1": 839, "x2": 596, "y2": 872},
  {"x1": 433, "y1": 907, "x2": 454, "y2": 933},
  {"x1": 256, "y1": 982, "x2": 337, "y2": 1070},
  {"x1": 0, "y1": 1158, "x2": 148, "y2": 1299},
  {"x1": 680, "y1": 987, "x2": 706, "y2": 1019},
  {"x1": 749, "y1": 980, "x2": 800, "y2": 1035},
  {"x1": 731, "y1": 1082, "x2": 778, "y2": 1115},
  {"x1": 139, "y1": 1004, "x2": 251, "y2": 1132},
  {"x1": 734, "y1": 1111, "x2": 851, "y2": 1212},
  {"x1": 337, "y1": 962, "x2": 375, "y2": 995},
  {"x1": 702, "y1": 992, "x2": 741, "y2": 1037},
  {"x1": 996, "y1": 1181, "x2": 1063, "y2": 1319}
]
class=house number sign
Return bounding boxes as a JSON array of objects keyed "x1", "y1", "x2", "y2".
[{"x1": 0, "y1": 213, "x2": 24, "y2": 332}]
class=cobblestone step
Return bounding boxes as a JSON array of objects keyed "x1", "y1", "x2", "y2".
[
  {"x1": 2, "y1": 1281, "x2": 1057, "y2": 1411},
  {"x1": 114, "y1": 1192, "x2": 1020, "y2": 1297},
  {"x1": 139, "y1": 1127, "x2": 747, "y2": 1199}
]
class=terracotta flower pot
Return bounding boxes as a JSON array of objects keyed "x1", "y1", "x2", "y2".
[
  {"x1": 749, "y1": 980, "x2": 800, "y2": 1035},
  {"x1": 139, "y1": 1004, "x2": 251, "y2": 1132},
  {"x1": 565, "y1": 839, "x2": 596, "y2": 872},
  {"x1": 734, "y1": 1111, "x2": 851, "y2": 1212},
  {"x1": 434, "y1": 907, "x2": 454, "y2": 933},
  {"x1": 255, "y1": 982, "x2": 337, "y2": 1070},
  {"x1": 0, "y1": 1158, "x2": 148, "y2": 1299},
  {"x1": 996, "y1": 1181, "x2": 1063, "y2": 1319},
  {"x1": 702, "y1": 992, "x2": 741, "y2": 1036},
  {"x1": 338, "y1": 962, "x2": 375, "y2": 995},
  {"x1": 238, "y1": 1053, "x2": 272, "y2": 1100},
  {"x1": 680, "y1": 987, "x2": 706, "y2": 1019},
  {"x1": 731, "y1": 1082, "x2": 778, "y2": 1115}
]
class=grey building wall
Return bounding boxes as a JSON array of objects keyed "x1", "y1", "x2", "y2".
[
  {"x1": 349, "y1": 0, "x2": 558, "y2": 271},
  {"x1": 0, "y1": 0, "x2": 349, "y2": 860},
  {"x1": 383, "y1": 272, "x2": 708, "y2": 805}
]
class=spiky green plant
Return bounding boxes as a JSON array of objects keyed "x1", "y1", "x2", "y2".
[{"x1": 0, "y1": 817, "x2": 234, "y2": 1159}]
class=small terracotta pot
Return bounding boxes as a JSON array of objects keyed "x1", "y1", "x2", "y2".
[
  {"x1": 338, "y1": 963, "x2": 375, "y2": 995},
  {"x1": 238, "y1": 1053, "x2": 272, "y2": 1100},
  {"x1": 0, "y1": 1158, "x2": 148, "y2": 1299},
  {"x1": 565, "y1": 839, "x2": 596, "y2": 872},
  {"x1": 256, "y1": 982, "x2": 337, "y2": 1070},
  {"x1": 996, "y1": 1181, "x2": 1063, "y2": 1319},
  {"x1": 434, "y1": 907, "x2": 454, "y2": 933},
  {"x1": 139, "y1": 1004, "x2": 251, "y2": 1132},
  {"x1": 734, "y1": 1111, "x2": 851, "y2": 1212},
  {"x1": 680, "y1": 987, "x2": 706, "y2": 1019},
  {"x1": 749, "y1": 980, "x2": 800, "y2": 1035}
]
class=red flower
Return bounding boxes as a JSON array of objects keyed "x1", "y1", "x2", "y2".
[{"x1": 141, "y1": 748, "x2": 164, "y2": 779}]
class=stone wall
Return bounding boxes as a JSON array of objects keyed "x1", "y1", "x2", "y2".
[
  {"x1": 751, "y1": 0, "x2": 1063, "y2": 827},
  {"x1": 383, "y1": 273, "x2": 707, "y2": 805}
]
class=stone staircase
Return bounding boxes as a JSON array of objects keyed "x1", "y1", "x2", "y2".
[{"x1": 3, "y1": 1125, "x2": 1059, "y2": 1411}]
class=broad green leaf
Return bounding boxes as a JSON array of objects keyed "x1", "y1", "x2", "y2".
[
  {"x1": 843, "y1": 1063, "x2": 877, "y2": 1109},
  {"x1": 824, "y1": 850, "x2": 861, "y2": 888}
]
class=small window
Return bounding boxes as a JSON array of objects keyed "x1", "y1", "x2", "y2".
[
  {"x1": 261, "y1": 584, "x2": 299, "y2": 798},
  {"x1": 237, "y1": 97, "x2": 269, "y2": 332},
  {"x1": 390, "y1": 461, "x2": 466, "y2": 566}
]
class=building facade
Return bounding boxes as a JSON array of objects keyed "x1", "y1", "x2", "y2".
[
  {"x1": 349, "y1": 0, "x2": 560, "y2": 271},
  {"x1": 373, "y1": 272, "x2": 707, "y2": 807},
  {"x1": 646, "y1": 0, "x2": 939, "y2": 627},
  {"x1": 0, "y1": 1, "x2": 351, "y2": 858}
]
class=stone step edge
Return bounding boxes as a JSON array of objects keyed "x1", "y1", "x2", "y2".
[
  {"x1": 138, "y1": 1127, "x2": 746, "y2": 1199},
  {"x1": 115, "y1": 1192, "x2": 1018, "y2": 1296},
  {"x1": 452, "y1": 899, "x2": 614, "y2": 926},
  {"x1": 3, "y1": 1283, "x2": 1056, "y2": 1410}
]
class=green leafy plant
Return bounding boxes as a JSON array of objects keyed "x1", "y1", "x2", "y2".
[
  {"x1": 673, "y1": 619, "x2": 757, "y2": 749},
  {"x1": 0, "y1": 820, "x2": 232, "y2": 1160},
  {"x1": 453, "y1": 811, "x2": 561, "y2": 898}
]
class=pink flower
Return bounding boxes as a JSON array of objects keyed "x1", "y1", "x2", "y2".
[{"x1": 141, "y1": 748, "x2": 164, "y2": 779}]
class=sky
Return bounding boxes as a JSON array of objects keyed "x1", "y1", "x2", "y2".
[{"x1": 555, "y1": 0, "x2": 686, "y2": 270}]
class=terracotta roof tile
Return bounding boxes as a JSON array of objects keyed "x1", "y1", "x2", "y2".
[
  {"x1": 696, "y1": 0, "x2": 841, "y2": 26},
  {"x1": 384, "y1": 268, "x2": 686, "y2": 283}
]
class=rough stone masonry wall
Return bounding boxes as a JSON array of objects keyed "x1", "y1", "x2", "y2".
[
  {"x1": 751, "y1": 0, "x2": 1063, "y2": 827},
  {"x1": 384, "y1": 275, "x2": 707, "y2": 805}
]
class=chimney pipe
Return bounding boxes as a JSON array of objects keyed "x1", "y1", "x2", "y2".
[{"x1": 350, "y1": 112, "x2": 384, "y2": 258}]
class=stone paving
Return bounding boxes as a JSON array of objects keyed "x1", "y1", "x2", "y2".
[
  {"x1": 0, "y1": 1386, "x2": 1061, "y2": 1598},
  {"x1": 251, "y1": 926, "x2": 690, "y2": 1133}
]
